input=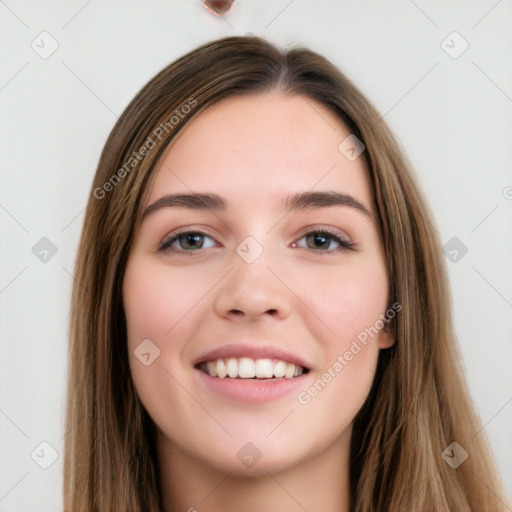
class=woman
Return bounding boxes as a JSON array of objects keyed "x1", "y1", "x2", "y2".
[{"x1": 64, "y1": 36, "x2": 509, "y2": 511}]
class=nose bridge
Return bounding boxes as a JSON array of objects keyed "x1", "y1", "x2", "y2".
[{"x1": 213, "y1": 240, "x2": 292, "y2": 319}]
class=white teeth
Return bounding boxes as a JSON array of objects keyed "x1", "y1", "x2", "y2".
[
  {"x1": 206, "y1": 361, "x2": 217, "y2": 377},
  {"x1": 238, "y1": 357, "x2": 256, "y2": 378},
  {"x1": 273, "y1": 360, "x2": 286, "y2": 378},
  {"x1": 201, "y1": 357, "x2": 306, "y2": 379},
  {"x1": 255, "y1": 359, "x2": 274, "y2": 378},
  {"x1": 285, "y1": 363, "x2": 296, "y2": 379},
  {"x1": 227, "y1": 357, "x2": 238, "y2": 378},
  {"x1": 216, "y1": 359, "x2": 227, "y2": 379}
]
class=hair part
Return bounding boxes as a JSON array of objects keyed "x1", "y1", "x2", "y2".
[{"x1": 64, "y1": 36, "x2": 509, "y2": 511}]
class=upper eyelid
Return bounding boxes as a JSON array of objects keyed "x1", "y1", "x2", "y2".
[
  {"x1": 296, "y1": 225, "x2": 350, "y2": 238},
  {"x1": 163, "y1": 228, "x2": 214, "y2": 240},
  {"x1": 161, "y1": 225, "x2": 217, "y2": 241},
  {"x1": 162, "y1": 225, "x2": 350, "y2": 240}
]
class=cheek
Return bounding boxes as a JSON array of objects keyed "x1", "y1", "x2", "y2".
[
  {"x1": 294, "y1": 256, "x2": 389, "y2": 349},
  {"x1": 123, "y1": 258, "x2": 204, "y2": 432},
  {"x1": 123, "y1": 258, "x2": 193, "y2": 401},
  {"x1": 123, "y1": 258, "x2": 206, "y2": 346},
  {"x1": 290, "y1": 255, "x2": 387, "y2": 415},
  {"x1": 295, "y1": 345, "x2": 378, "y2": 441}
]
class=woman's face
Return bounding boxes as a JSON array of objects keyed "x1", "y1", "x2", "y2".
[{"x1": 123, "y1": 92, "x2": 393, "y2": 475}]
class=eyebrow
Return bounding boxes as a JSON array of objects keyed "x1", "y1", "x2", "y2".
[
  {"x1": 142, "y1": 191, "x2": 372, "y2": 219},
  {"x1": 284, "y1": 191, "x2": 371, "y2": 218}
]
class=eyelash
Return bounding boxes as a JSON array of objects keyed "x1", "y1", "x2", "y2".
[{"x1": 158, "y1": 228, "x2": 356, "y2": 254}]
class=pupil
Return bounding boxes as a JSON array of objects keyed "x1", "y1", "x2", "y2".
[
  {"x1": 309, "y1": 233, "x2": 328, "y2": 249},
  {"x1": 182, "y1": 233, "x2": 203, "y2": 249}
]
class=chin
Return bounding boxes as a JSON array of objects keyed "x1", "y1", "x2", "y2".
[{"x1": 202, "y1": 441, "x2": 306, "y2": 477}]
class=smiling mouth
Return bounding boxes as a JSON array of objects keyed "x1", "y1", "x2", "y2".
[{"x1": 195, "y1": 357, "x2": 310, "y2": 379}]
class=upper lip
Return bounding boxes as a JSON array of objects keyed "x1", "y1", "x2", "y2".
[{"x1": 193, "y1": 343, "x2": 311, "y2": 370}]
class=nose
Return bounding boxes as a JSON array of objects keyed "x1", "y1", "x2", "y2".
[{"x1": 212, "y1": 255, "x2": 293, "y2": 322}]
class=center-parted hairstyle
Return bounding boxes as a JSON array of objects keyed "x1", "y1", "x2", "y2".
[{"x1": 64, "y1": 36, "x2": 508, "y2": 511}]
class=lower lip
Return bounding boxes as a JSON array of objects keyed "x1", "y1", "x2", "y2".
[{"x1": 195, "y1": 369, "x2": 309, "y2": 404}]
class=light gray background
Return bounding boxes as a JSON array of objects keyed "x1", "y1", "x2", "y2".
[{"x1": 1, "y1": 1, "x2": 511, "y2": 510}]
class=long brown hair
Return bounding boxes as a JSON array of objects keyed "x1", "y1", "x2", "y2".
[{"x1": 64, "y1": 36, "x2": 509, "y2": 511}]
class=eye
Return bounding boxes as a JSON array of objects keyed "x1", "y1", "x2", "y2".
[
  {"x1": 293, "y1": 229, "x2": 355, "y2": 252},
  {"x1": 159, "y1": 231, "x2": 217, "y2": 252}
]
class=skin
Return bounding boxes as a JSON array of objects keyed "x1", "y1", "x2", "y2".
[{"x1": 123, "y1": 92, "x2": 394, "y2": 512}]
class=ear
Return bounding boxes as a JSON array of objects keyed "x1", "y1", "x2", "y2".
[{"x1": 377, "y1": 323, "x2": 395, "y2": 349}]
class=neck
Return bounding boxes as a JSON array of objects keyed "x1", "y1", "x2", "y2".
[{"x1": 157, "y1": 433, "x2": 351, "y2": 512}]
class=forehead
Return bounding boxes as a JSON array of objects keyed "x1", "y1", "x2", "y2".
[{"x1": 147, "y1": 93, "x2": 371, "y2": 207}]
